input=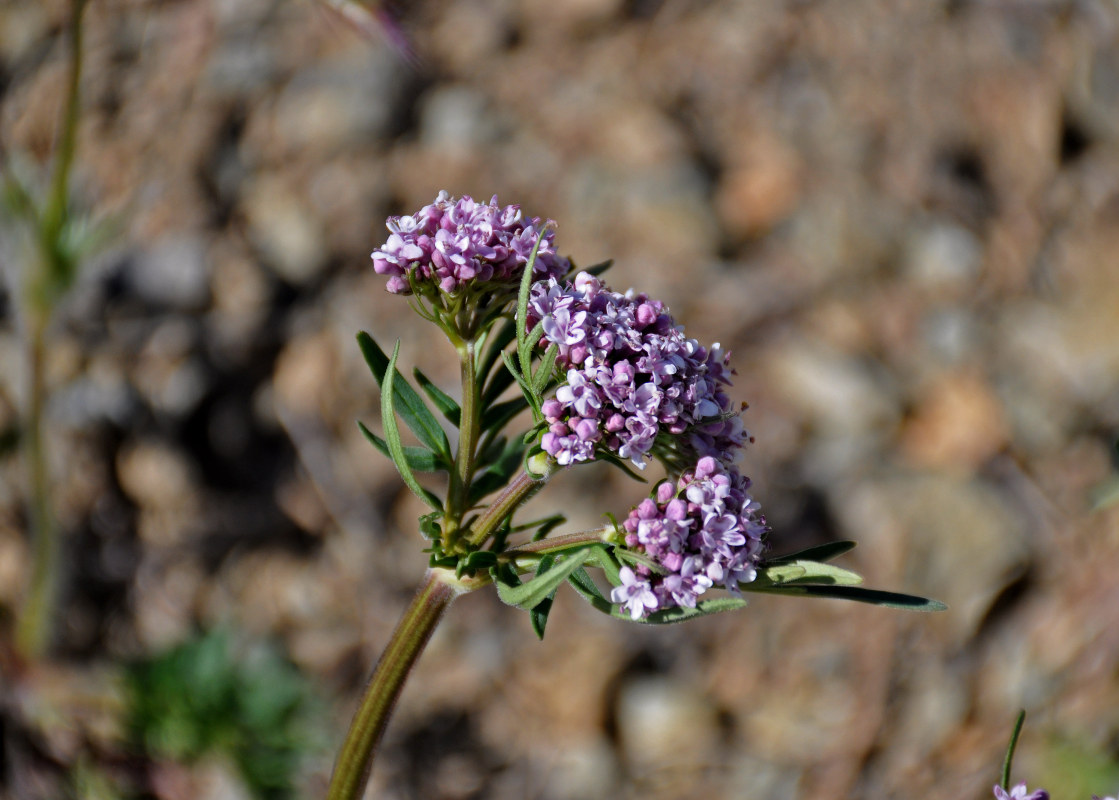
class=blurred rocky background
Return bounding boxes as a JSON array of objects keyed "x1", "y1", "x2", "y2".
[{"x1": 2, "y1": 0, "x2": 1119, "y2": 798}]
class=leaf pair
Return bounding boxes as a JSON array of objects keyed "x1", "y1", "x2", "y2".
[
  {"x1": 743, "y1": 541, "x2": 947, "y2": 612},
  {"x1": 468, "y1": 436, "x2": 526, "y2": 506},
  {"x1": 357, "y1": 332, "x2": 453, "y2": 510},
  {"x1": 563, "y1": 548, "x2": 753, "y2": 626},
  {"x1": 495, "y1": 540, "x2": 753, "y2": 639},
  {"x1": 497, "y1": 539, "x2": 945, "y2": 641},
  {"x1": 368, "y1": 364, "x2": 465, "y2": 472}
]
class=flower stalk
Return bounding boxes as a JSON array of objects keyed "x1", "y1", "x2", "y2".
[
  {"x1": 504, "y1": 527, "x2": 614, "y2": 557},
  {"x1": 325, "y1": 569, "x2": 463, "y2": 800},
  {"x1": 466, "y1": 462, "x2": 553, "y2": 548},
  {"x1": 15, "y1": 0, "x2": 89, "y2": 661},
  {"x1": 15, "y1": 312, "x2": 56, "y2": 659},
  {"x1": 444, "y1": 337, "x2": 480, "y2": 550},
  {"x1": 340, "y1": 191, "x2": 945, "y2": 797}
]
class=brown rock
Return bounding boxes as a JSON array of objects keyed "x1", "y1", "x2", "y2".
[{"x1": 901, "y1": 371, "x2": 1009, "y2": 470}]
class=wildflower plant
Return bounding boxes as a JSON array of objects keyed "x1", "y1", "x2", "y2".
[
  {"x1": 327, "y1": 193, "x2": 946, "y2": 800},
  {"x1": 1, "y1": 0, "x2": 113, "y2": 660}
]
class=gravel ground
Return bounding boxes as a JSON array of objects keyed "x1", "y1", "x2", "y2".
[{"x1": 1, "y1": 1, "x2": 1118, "y2": 798}]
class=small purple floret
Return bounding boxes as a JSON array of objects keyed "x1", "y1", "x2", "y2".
[
  {"x1": 532, "y1": 271, "x2": 746, "y2": 470},
  {"x1": 371, "y1": 192, "x2": 568, "y2": 295},
  {"x1": 993, "y1": 784, "x2": 1050, "y2": 800},
  {"x1": 609, "y1": 458, "x2": 767, "y2": 619},
  {"x1": 614, "y1": 567, "x2": 659, "y2": 620}
]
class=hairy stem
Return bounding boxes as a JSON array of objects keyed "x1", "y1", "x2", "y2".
[
  {"x1": 445, "y1": 339, "x2": 479, "y2": 549},
  {"x1": 467, "y1": 463, "x2": 554, "y2": 548},
  {"x1": 326, "y1": 570, "x2": 465, "y2": 800},
  {"x1": 504, "y1": 527, "x2": 613, "y2": 557}
]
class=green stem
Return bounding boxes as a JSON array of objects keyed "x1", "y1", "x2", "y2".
[
  {"x1": 1000, "y1": 709, "x2": 1027, "y2": 790},
  {"x1": 326, "y1": 570, "x2": 466, "y2": 800},
  {"x1": 445, "y1": 339, "x2": 480, "y2": 549},
  {"x1": 505, "y1": 527, "x2": 613, "y2": 558},
  {"x1": 15, "y1": 0, "x2": 87, "y2": 661},
  {"x1": 15, "y1": 312, "x2": 55, "y2": 660},
  {"x1": 466, "y1": 462, "x2": 554, "y2": 548}
]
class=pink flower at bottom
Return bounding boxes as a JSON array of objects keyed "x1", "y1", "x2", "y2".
[{"x1": 993, "y1": 783, "x2": 1049, "y2": 800}]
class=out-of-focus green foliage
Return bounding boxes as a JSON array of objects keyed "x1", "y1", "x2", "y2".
[
  {"x1": 67, "y1": 757, "x2": 122, "y2": 800},
  {"x1": 1038, "y1": 735, "x2": 1119, "y2": 800},
  {"x1": 127, "y1": 629, "x2": 320, "y2": 799}
]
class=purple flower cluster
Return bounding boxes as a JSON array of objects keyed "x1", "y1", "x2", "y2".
[
  {"x1": 371, "y1": 191, "x2": 568, "y2": 295},
  {"x1": 610, "y1": 456, "x2": 766, "y2": 620},
  {"x1": 994, "y1": 785, "x2": 1049, "y2": 800},
  {"x1": 530, "y1": 272, "x2": 746, "y2": 469}
]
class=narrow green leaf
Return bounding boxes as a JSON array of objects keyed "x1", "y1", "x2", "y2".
[
  {"x1": 460, "y1": 550, "x2": 498, "y2": 575},
  {"x1": 413, "y1": 368, "x2": 461, "y2": 427},
  {"x1": 468, "y1": 470, "x2": 512, "y2": 505},
  {"x1": 476, "y1": 435, "x2": 508, "y2": 470},
  {"x1": 418, "y1": 512, "x2": 442, "y2": 540},
  {"x1": 530, "y1": 595, "x2": 555, "y2": 640},
  {"x1": 768, "y1": 541, "x2": 857, "y2": 565},
  {"x1": 518, "y1": 320, "x2": 546, "y2": 381},
  {"x1": 481, "y1": 396, "x2": 529, "y2": 435},
  {"x1": 508, "y1": 513, "x2": 566, "y2": 535},
  {"x1": 381, "y1": 342, "x2": 442, "y2": 511},
  {"x1": 741, "y1": 583, "x2": 948, "y2": 611},
  {"x1": 494, "y1": 429, "x2": 528, "y2": 467},
  {"x1": 568, "y1": 566, "x2": 608, "y2": 601},
  {"x1": 529, "y1": 514, "x2": 565, "y2": 541},
  {"x1": 785, "y1": 560, "x2": 863, "y2": 586},
  {"x1": 514, "y1": 231, "x2": 546, "y2": 365},
  {"x1": 755, "y1": 560, "x2": 863, "y2": 587},
  {"x1": 615, "y1": 547, "x2": 665, "y2": 575},
  {"x1": 482, "y1": 360, "x2": 517, "y2": 407},
  {"x1": 501, "y1": 351, "x2": 540, "y2": 414},
  {"x1": 567, "y1": 567, "x2": 614, "y2": 615},
  {"x1": 615, "y1": 596, "x2": 749, "y2": 625},
  {"x1": 478, "y1": 318, "x2": 518, "y2": 389},
  {"x1": 496, "y1": 548, "x2": 591, "y2": 610},
  {"x1": 430, "y1": 553, "x2": 458, "y2": 569},
  {"x1": 487, "y1": 519, "x2": 511, "y2": 554},
  {"x1": 491, "y1": 561, "x2": 520, "y2": 591},
  {"x1": 583, "y1": 544, "x2": 622, "y2": 586},
  {"x1": 357, "y1": 329, "x2": 391, "y2": 380},
  {"x1": 357, "y1": 421, "x2": 446, "y2": 472},
  {"x1": 752, "y1": 564, "x2": 807, "y2": 585},
  {"x1": 532, "y1": 343, "x2": 559, "y2": 396},
  {"x1": 524, "y1": 321, "x2": 546, "y2": 352},
  {"x1": 529, "y1": 555, "x2": 557, "y2": 640},
  {"x1": 357, "y1": 332, "x2": 452, "y2": 460},
  {"x1": 583, "y1": 259, "x2": 613, "y2": 277},
  {"x1": 468, "y1": 437, "x2": 526, "y2": 504}
]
